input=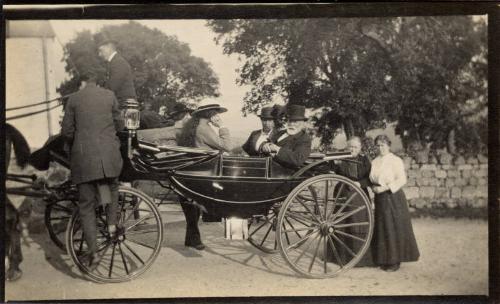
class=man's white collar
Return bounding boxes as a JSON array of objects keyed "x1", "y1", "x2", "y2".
[{"x1": 108, "y1": 51, "x2": 117, "y2": 62}]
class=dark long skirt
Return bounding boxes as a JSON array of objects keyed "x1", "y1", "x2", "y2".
[{"x1": 372, "y1": 190, "x2": 419, "y2": 265}]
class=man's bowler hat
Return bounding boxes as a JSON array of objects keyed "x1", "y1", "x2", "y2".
[
  {"x1": 286, "y1": 104, "x2": 308, "y2": 121},
  {"x1": 258, "y1": 106, "x2": 274, "y2": 120}
]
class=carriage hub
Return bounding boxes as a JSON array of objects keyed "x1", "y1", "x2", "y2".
[{"x1": 320, "y1": 223, "x2": 335, "y2": 235}]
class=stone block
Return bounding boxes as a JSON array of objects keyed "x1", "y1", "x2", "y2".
[
  {"x1": 450, "y1": 187, "x2": 461, "y2": 198},
  {"x1": 411, "y1": 163, "x2": 420, "y2": 169},
  {"x1": 406, "y1": 178, "x2": 417, "y2": 187},
  {"x1": 421, "y1": 170, "x2": 435, "y2": 178},
  {"x1": 415, "y1": 150, "x2": 429, "y2": 164},
  {"x1": 408, "y1": 169, "x2": 420, "y2": 178},
  {"x1": 429, "y1": 155, "x2": 438, "y2": 164},
  {"x1": 435, "y1": 170, "x2": 447, "y2": 179},
  {"x1": 469, "y1": 177, "x2": 478, "y2": 186},
  {"x1": 462, "y1": 186, "x2": 477, "y2": 199},
  {"x1": 409, "y1": 198, "x2": 427, "y2": 209},
  {"x1": 473, "y1": 169, "x2": 488, "y2": 178},
  {"x1": 403, "y1": 157, "x2": 412, "y2": 169},
  {"x1": 466, "y1": 156, "x2": 479, "y2": 165},
  {"x1": 420, "y1": 164, "x2": 437, "y2": 171},
  {"x1": 478, "y1": 178, "x2": 487, "y2": 186},
  {"x1": 420, "y1": 186, "x2": 436, "y2": 198},
  {"x1": 454, "y1": 155, "x2": 466, "y2": 165},
  {"x1": 404, "y1": 187, "x2": 420, "y2": 200},
  {"x1": 478, "y1": 154, "x2": 488, "y2": 164},
  {"x1": 447, "y1": 170, "x2": 460, "y2": 178},
  {"x1": 461, "y1": 170, "x2": 472, "y2": 179},
  {"x1": 472, "y1": 198, "x2": 487, "y2": 208},
  {"x1": 441, "y1": 165, "x2": 452, "y2": 170},
  {"x1": 476, "y1": 186, "x2": 488, "y2": 198},
  {"x1": 416, "y1": 178, "x2": 430, "y2": 186},
  {"x1": 435, "y1": 187, "x2": 449, "y2": 199},
  {"x1": 444, "y1": 199, "x2": 458, "y2": 209},
  {"x1": 438, "y1": 152, "x2": 453, "y2": 165},
  {"x1": 458, "y1": 164, "x2": 473, "y2": 170},
  {"x1": 435, "y1": 179, "x2": 444, "y2": 187},
  {"x1": 479, "y1": 164, "x2": 488, "y2": 170},
  {"x1": 455, "y1": 178, "x2": 468, "y2": 187},
  {"x1": 445, "y1": 178, "x2": 455, "y2": 188}
]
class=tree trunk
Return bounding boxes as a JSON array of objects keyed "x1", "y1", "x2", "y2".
[{"x1": 344, "y1": 119, "x2": 355, "y2": 140}]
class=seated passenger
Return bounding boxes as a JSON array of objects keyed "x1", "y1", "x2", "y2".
[
  {"x1": 136, "y1": 102, "x2": 192, "y2": 146},
  {"x1": 270, "y1": 104, "x2": 287, "y2": 142},
  {"x1": 260, "y1": 104, "x2": 312, "y2": 170},
  {"x1": 241, "y1": 106, "x2": 275, "y2": 156},
  {"x1": 176, "y1": 103, "x2": 232, "y2": 250},
  {"x1": 140, "y1": 102, "x2": 174, "y2": 129}
]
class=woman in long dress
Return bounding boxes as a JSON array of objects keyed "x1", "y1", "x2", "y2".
[
  {"x1": 370, "y1": 135, "x2": 419, "y2": 271},
  {"x1": 177, "y1": 104, "x2": 232, "y2": 250}
]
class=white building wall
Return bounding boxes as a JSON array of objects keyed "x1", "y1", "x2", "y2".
[{"x1": 6, "y1": 37, "x2": 64, "y2": 149}]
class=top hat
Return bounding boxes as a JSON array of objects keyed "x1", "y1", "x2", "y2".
[
  {"x1": 258, "y1": 106, "x2": 274, "y2": 120},
  {"x1": 169, "y1": 103, "x2": 193, "y2": 116},
  {"x1": 191, "y1": 104, "x2": 228, "y2": 117},
  {"x1": 286, "y1": 104, "x2": 308, "y2": 121}
]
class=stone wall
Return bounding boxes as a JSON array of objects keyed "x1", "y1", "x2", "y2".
[{"x1": 399, "y1": 153, "x2": 488, "y2": 210}]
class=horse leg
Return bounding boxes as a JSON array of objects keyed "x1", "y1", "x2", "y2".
[{"x1": 6, "y1": 199, "x2": 23, "y2": 281}]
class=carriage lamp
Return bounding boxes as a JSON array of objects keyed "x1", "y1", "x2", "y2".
[{"x1": 124, "y1": 99, "x2": 140, "y2": 159}]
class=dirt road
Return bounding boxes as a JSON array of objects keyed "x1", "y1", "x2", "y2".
[{"x1": 5, "y1": 208, "x2": 488, "y2": 301}]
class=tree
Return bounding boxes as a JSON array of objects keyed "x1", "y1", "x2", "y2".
[
  {"x1": 208, "y1": 17, "x2": 487, "y2": 154},
  {"x1": 58, "y1": 21, "x2": 220, "y2": 110}
]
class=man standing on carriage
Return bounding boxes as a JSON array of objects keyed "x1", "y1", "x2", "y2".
[
  {"x1": 96, "y1": 36, "x2": 137, "y2": 111},
  {"x1": 61, "y1": 69, "x2": 124, "y2": 265}
]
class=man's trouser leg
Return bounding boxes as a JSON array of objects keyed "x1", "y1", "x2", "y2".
[
  {"x1": 180, "y1": 199, "x2": 201, "y2": 246},
  {"x1": 77, "y1": 182, "x2": 98, "y2": 253},
  {"x1": 97, "y1": 177, "x2": 120, "y2": 226}
]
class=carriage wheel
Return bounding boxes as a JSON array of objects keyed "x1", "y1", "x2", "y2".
[
  {"x1": 247, "y1": 203, "x2": 281, "y2": 253},
  {"x1": 45, "y1": 199, "x2": 77, "y2": 250},
  {"x1": 65, "y1": 186, "x2": 163, "y2": 283},
  {"x1": 276, "y1": 174, "x2": 373, "y2": 278}
]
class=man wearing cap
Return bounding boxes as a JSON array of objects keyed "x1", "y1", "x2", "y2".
[
  {"x1": 97, "y1": 39, "x2": 136, "y2": 108},
  {"x1": 261, "y1": 104, "x2": 312, "y2": 170},
  {"x1": 242, "y1": 106, "x2": 275, "y2": 156},
  {"x1": 61, "y1": 70, "x2": 124, "y2": 264}
]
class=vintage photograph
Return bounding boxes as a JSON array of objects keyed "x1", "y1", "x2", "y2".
[{"x1": 4, "y1": 5, "x2": 490, "y2": 301}]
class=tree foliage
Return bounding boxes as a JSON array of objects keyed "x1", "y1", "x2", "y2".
[
  {"x1": 58, "y1": 21, "x2": 220, "y2": 110},
  {"x1": 208, "y1": 17, "x2": 487, "y2": 154}
]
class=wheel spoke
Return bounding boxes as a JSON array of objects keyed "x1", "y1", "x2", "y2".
[
  {"x1": 118, "y1": 243, "x2": 130, "y2": 275},
  {"x1": 259, "y1": 223, "x2": 273, "y2": 247},
  {"x1": 284, "y1": 228, "x2": 320, "y2": 251},
  {"x1": 330, "y1": 192, "x2": 359, "y2": 221},
  {"x1": 108, "y1": 243, "x2": 117, "y2": 278},
  {"x1": 51, "y1": 204, "x2": 73, "y2": 213},
  {"x1": 308, "y1": 235, "x2": 322, "y2": 273},
  {"x1": 249, "y1": 214, "x2": 274, "y2": 237},
  {"x1": 286, "y1": 211, "x2": 319, "y2": 226},
  {"x1": 122, "y1": 240, "x2": 145, "y2": 265},
  {"x1": 323, "y1": 235, "x2": 328, "y2": 273},
  {"x1": 307, "y1": 186, "x2": 324, "y2": 221},
  {"x1": 324, "y1": 180, "x2": 330, "y2": 220},
  {"x1": 293, "y1": 232, "x2": 319, "y2": 264},
  {"x1": 282, "y1": 221, "x2": 291, "y2": 246},
  {"x1": 333, "y1": 205, "x2": 367, "y2": 224},
  {"x1": 125, "y1": 215, "x2": 155, "y2": 231},
  {"x1": 335, "y1": 222, "x2": 369, "y2": 229},
  {"x1": 126, "y1": 237, "x2": 157, "y2": 250},
  {"x1": 327, "y1": 234, "x2": 344, "y2": 267},
  {"x1": 293, "y1": 197, "x2": 322, "y2": 224},
  {"x1": 330, "y1": 232, "x2": 356, "y2": 257},
  {"x1": 124, "y1": 228, "x2": 159, "y2": 236},
  {"x1": 328, "y1": 182, "x2": 345, "y2": 219},
  {"x1": 335, "y1": 230, "x2": 367, "y2": 243},
  {"x1": 49, "y1": 216, "x2": 71, "y2": 221}
]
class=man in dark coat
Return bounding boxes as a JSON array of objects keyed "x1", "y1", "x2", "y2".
[
  {"x1": 61, "y1": 70, "x2": 124, "y2": 262},
  {"x1": 261, "y1": 104, "x2": 312, "y2": 171},
  {"x1": 97, "y1": 39, "x2": 136, "y2": 108},
  {"x1": 140, "y1": 102, "x2": 175, "y2": 129},
  {"x1": 241, "y1": 106, "x2": 275, "y2": 156}
]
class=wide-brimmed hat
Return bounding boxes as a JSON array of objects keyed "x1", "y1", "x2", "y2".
[
  {"x1": 286, "y1": 104, "x2": 308, "y2": 121},
  {"x1": 95, "y1": 34, "x2": 117, "y2": 48},
  {"x1": 191, "y1": 104, "x2": 227, "y2": 117},
  {"x1": 258, "y1": 106, "x2": 274, "y2": 120},
  {"x1": 168, "y1": 103, "x2": 193, "y2": 116}
]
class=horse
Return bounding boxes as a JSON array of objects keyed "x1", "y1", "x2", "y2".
[{"x1": 5, "y1": 123, "x2": 31, "y2": 281}]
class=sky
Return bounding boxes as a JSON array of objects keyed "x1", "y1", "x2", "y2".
[{"x1": 49, "y1": 19, "x2": 262, "y2": 144}]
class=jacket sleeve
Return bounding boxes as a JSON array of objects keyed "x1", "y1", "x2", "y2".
[
  {"x1": 61, "y1": 99, "x2": 76, "y2": 142},
  {"x1": 358, "y1": 155, "x2": 372, "y2": 189},
  {"x1": 197, "y1": 125, "x2": 232, "y2": 152},
  {"x1": 275, "y1": 133, "x2": 312, "y2": 168},
  {"x1": 387, "y1": 156, "x2": 407, "y2": 193},
  {"x1": 107, "y1": 58, "x2": 130, "y2": 94},
  {"x1": 111, "y1": 94, "x2": 125, "y2": 132},
  {"x1": 242, "y1": 131, "x2": 259, "y2": 156}
]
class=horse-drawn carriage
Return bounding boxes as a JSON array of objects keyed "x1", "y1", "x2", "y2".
[{"x1": 6, "y1": 110, "x2": 374, "y2": 283}]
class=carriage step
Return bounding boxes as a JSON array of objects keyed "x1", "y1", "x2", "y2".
[{"x1": 223, "y1": 218, "x2": 248, "y2": 240}]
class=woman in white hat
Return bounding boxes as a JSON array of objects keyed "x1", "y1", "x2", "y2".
[{"x1": 177, "y1": 103, "x2": 232, "y2": 250}]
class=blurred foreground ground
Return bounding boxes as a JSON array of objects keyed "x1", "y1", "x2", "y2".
[{"x1": 5, "y1": 204, "x2": 488, "y2": 300}]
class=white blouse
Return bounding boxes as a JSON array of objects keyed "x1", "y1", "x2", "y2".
[{"x1": 369, "y1": 152, "x2": 407, "y2": 193}]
